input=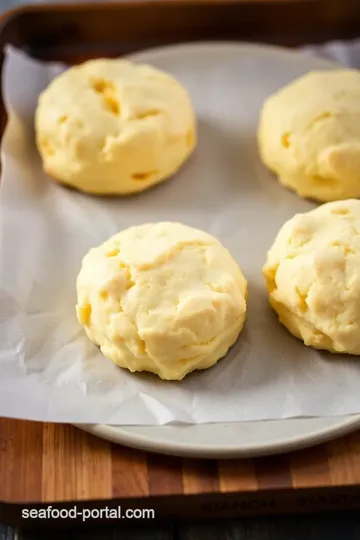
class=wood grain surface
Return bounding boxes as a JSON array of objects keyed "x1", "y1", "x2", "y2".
[{"x1": 1, "y1": 418, "x2": 360, "y2": 506}]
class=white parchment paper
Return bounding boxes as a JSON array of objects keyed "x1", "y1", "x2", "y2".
[{"x1": 1, "y1": 42, "x2": 360, "y2": 425}]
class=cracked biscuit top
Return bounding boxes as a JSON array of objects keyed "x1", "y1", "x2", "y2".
[
  {"x1": 76, "y1": 222, "x2": 247, "y2": 380},
  {"x1": 35, "y1": 58, "x2": 196, "y2": 195},
  {"x1": 263, "y1": 199, "x2": 360, "y2": 354},
  {"x1": 258, "y1": 70, "x2": 360, "y2": 202}
]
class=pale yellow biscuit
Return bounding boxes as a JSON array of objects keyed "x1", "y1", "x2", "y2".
[
  {"x1": 35, "y1": 58, "x2": 196, "y2": 195},
  {"x1": 263, "y1": 199, "x2": 360, "y2": 354},
  {"x1": 76, "y1": 222, "x2": 247, "y2": 380},
  {"x1": 258, "y1": 70, "x2": 360, "y2": 202}
]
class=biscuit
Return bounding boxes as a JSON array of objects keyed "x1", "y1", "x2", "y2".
[
  {"x1": 76, "y1": 222, "x2": 247, "y2": 380},
  {"x1": 263, "y1": 199, "x2": 360, "y2": 354},
  {"x1": 258, "y1": 70, "x2": 360, "y2": 202},
  {"x1": 35, "y1": 59, "x2": 196, "y2": 194}
]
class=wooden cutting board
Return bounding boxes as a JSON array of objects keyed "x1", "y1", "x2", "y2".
[{"x1": 1, "y1": 417, "x2": 360, "y2": 528}]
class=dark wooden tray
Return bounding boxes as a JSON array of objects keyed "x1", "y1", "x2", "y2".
[
  {"x1": 1, "y1": 0, "x2": 360, "y2": 528},
  {"x1": 2, "y1": 0, "x2": 360, "y2": 61},
  {"x1": 1, "y1": 0, "x2": 360, "y2": 151}
]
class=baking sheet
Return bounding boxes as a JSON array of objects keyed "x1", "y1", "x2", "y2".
[{"x1": 1, "y1": 43, "x2": 360, "y2": 425}]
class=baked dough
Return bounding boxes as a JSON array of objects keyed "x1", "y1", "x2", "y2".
[
  {"x1": 263, "y1": 199, "x2": 360, "y2": 354},
  {"x1": 35, "y1": 58, "x2": 196, "y2": 195},
  {"x1": 258, "y1": 70, "x2": 360, "y2": 202},
  {"x1": 76, "y1": 222, "x2": 247, "y2": 380}
]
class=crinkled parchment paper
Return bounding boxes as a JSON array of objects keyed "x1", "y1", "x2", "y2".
[{"x1": 1, "y1": 42, "x2": 360, "y2": 424}]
